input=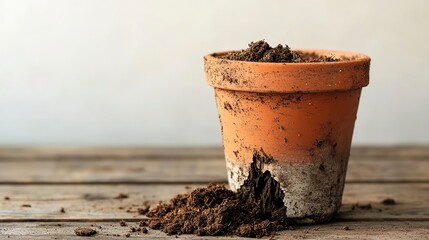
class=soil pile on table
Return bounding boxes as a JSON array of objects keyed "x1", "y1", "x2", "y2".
[
  {"x1": 223, "y1": 40, "x2": 342, "y2": 63},
  {"x1": 147, "y1": 153, "x2": 290, "y2": 238}
]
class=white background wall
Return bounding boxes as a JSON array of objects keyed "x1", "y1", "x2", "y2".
[{"x1": 0, "y1": 0, "x2": 428, "y2": 146}]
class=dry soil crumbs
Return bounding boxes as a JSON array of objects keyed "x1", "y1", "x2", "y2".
[
  {"x1": 222, "y1": 40, "x2": 344, "y2": 63},
  {"x1": 74, "y1": 227, "x2": 97, "y2": 236},
  {"x1": 139, "y1": 221, "x2": 147, "y2": 227},
  {"x1": 21, "y1": 204, "x2": 31, "y2": 208},
  {"x1": 60, "y1": 207, "x2": 65, "y2": 213},
  {"x1": 381, "y1": 198, "x2": 396, "y2": 205},
  {"x1": 114, "y1": 193, "x2": 129, "y2": 199},
  {"x1": 137, "y1": 201, "x2": 151, "y2": 215},
  {"x1": 351, "y1": 203, "x2": 372, "y2": 210},
  {"x1": 147, "y1": 153, "x2": 290, "y2": 238},
  {"x1": 119, "y1": 220, "x2": 127, "y2": 227}
]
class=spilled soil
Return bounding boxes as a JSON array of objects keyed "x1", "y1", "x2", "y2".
[
  {"x1": 74, "y1": 227, "x2": 97, "y2": 236},
  {"x1": 223, "y1": 40, "x2": 345, "y2": 63},
  {"x1": 147, "y1": 152, "x2": 290, "y2": 238},
  {"x1": 381, "y1": 198, "x2": 396, "y2": 205}
]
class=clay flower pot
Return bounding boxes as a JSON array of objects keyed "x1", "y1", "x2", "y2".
[{"x1": 204, "y1": 50, "x2": 370, "y2": 223}]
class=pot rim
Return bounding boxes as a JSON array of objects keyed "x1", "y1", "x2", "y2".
[{"x1": 204, "y1": 49, "x2": 371, "y2": 93}]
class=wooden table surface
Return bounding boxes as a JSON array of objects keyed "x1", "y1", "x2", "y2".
[{"x1": 0, "y1": 146, "x2": 428, "y2": 239}]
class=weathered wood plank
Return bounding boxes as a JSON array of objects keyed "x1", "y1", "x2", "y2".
[
  {"x1": 346, "y1": 159, "x2": 429, "y2": 182},
  {"x1": 338, "y1": 183, "x2": 429, "y2": 220},
  {"x1": 1, "y1": 146, "x2": 429, "y2": 160},
  {"x1": 0, "y1": 184, "x2": 177, "y2": 221},
  {"x1": 0, "y1": 157, "x2": 427, "y2": 184},
  {"x1": 0, "y1": 159, "x2": 228, "y2": 184},
  {"x1": 351, "y1": 145, "x2": 429, "y2": 158},
  {"x1": 0, "y1": 147, "x2": 224, "y2": 160},
  {"x1": 0, "y1": 183, "x2": 428, "y2": 221},
  {"x1": 0, "y1": 221, "x2": 428, "y2": 239}
]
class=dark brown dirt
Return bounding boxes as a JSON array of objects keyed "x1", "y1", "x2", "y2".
[
  {"x1": 351, "y1": 203, "x2": 372, "y2": 210},
  {"x1": 21, "y1": 204, "x2": 31, "y2": 207},
  {"x1": 60, "y1": 207, "x2": 65, "y2": 213},
  {"x1": 74, "y1": 227, "x2": 97, "y2": 236},
  {"x1": 137, "y1": 201, "x2": 151, "y2": 215},
  {"x1": 296, "y1": 51, "x2": 341, "y2": 63},
  {"x1": 381, "y1": 198, "x2": 396, "y2": 205},
  {"x1": 222, "y1": 40, "x2": 345, "y2": 63},
  {"x1": 147, "y1": 152, "x2": 290, "y2": 238},
  {"x1": 138, "y1": 206, "x2": 150, "y2": 215},
  {"x1": 114, "y1": 193, "x2": 129, "y2": 199}
]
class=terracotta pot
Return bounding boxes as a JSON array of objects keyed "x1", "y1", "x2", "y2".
[{"x1": 204, "y1": 49, "x2": 370, "y2": 223}]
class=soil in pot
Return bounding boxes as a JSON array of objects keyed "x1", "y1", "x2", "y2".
[{"x1": 223, "y1": 40, "x2": 351, "y2": 62}]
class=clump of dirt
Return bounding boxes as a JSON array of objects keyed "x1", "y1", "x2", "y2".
[
  {"x1": 114, "y1": 193, "x2": 129, "y2": 199},
  {"x1": 222, "y1": 40, "x2": 345, "y2": 63},
  {"x1": 351, "y1": 203, "x2": 372, "y2": 210},
  {"x1": 137, "y1": 201, "x2": 151, "y2": 215},
  {"x1": 147, "y1": 153, "x2": 290, "y2": 238},
  {"x1": 381, "y1": 198, "x2": 396, "y2": 205},
  {"x1": 139, "y1": 221, "x2": 147, "y2": 227},
  {"x1": 74, "y1": 227, "x2": 97, "y2": 236},
  {"x1": 224, "y1": 40, "x2": 302, "y2": 63}
]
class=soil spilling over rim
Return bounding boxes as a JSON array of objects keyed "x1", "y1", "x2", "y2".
[
  {"x1": 147, "y1": 152, "x2": 290, "y2": 238},
  {"x1": 222, "y1": 40, "x2": 348, "y2": 63}
]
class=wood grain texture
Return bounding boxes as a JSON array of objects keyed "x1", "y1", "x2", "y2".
[
  {"x1": 0, "y1": 159, "x2": 228, "y2": 184},
  {"x1": 1, "y1": 146, "x2": 429, "y2": 160},
  {"x1": 0, "y1": 183, "x2": 428, "y2": 221},
  {"x1": 0, "y1": 157, "x2": 427, "y2": 184},
  {"x1": 0, "y1": 221, "x2": 428, "y2": 239},
  {"x1": 0, "y1": 146, "x2": 427, "y2": 239},
  {"x1": 0, "y1": 147, "x2": 225, "y2": 160}
]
